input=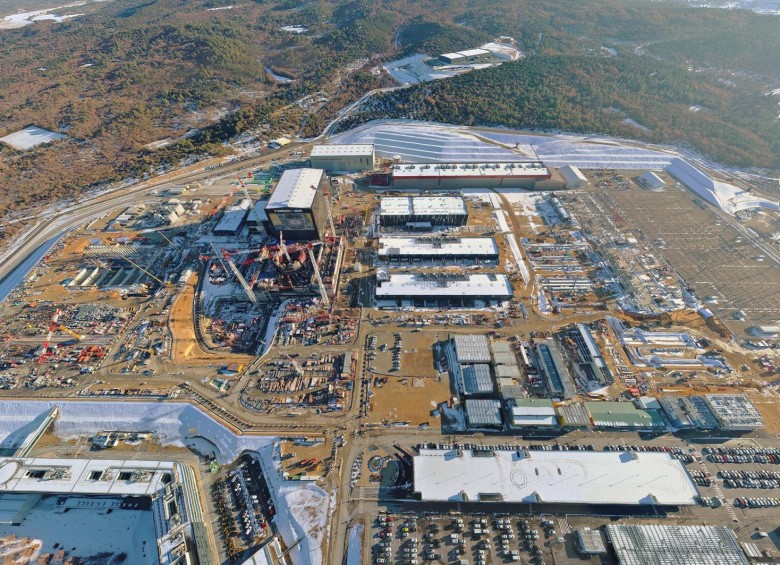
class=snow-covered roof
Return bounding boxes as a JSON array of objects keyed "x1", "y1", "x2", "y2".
[
  {"x1": 331, "y1": 122, "x2": 524, "y2": 163},
  {"x1": 214, "y1": 198, "x2": 252, "y2": 233},
  {"x1": 452, "y1": 334, "x2": 492, "y2": 364},
  {"x1": 267, "y1": 168, "x2": 324, "y2": 210},
  {"x1": 378, "y1": 237, "x2": 497, "y2": 257},
  {"x1": 375, "y1": 273, "x2": 513, "y2": 298},
  {"x1": 379, "y1": 195, "x2": 467, "y2": 216},
  {"x1": 392, "y1": 162, "x2": 548, "y2": 180},
  {"x1": 413, "y1": 449, "x2": 699, "y2": 505},
  {"x1": 0, "y1": 457, "x2": 176, "y2": 496},
  {"x1": 311, "y1": 144, "x2": 373, "y2": 156}
]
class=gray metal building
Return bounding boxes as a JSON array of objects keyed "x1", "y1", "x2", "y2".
[{"x1": 310, "y1": 144, "x2": 375, "y2": 172}]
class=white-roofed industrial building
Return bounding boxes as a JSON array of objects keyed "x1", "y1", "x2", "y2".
[
  {"x1": 508, "y1": 398, "x2": 558, "y2": 428},
  {"x1": 390, "y1": 162, "x2": 550, "y2": 189},
  {"x1": 264, "y1": 168, "x2": 329, "y2": 240},
  {"x1": 558, "y1": 165, "x2": 589, "y2": 189},
  {"x1": 413, "y1": 448, "x2": 699, "y2": 506},
  {"x1": 440, "y1": 48, "x2": 492, "y2": 65},
  {"x1": 213, "y1": 198, "x2": 252, "y2": 236},
  {"x1": 605, "y1": 524, "x2": 748, "y2": 565},
  {"x1": 375, "y1": 273, "x2": 512, "y2": 307},
  {"x1": 379, "y1": 195, "x2": 468, "y2": 227},
  {"x1": 377, "y1": 236, "x2": 498, "y2": 262},
  {"x1": 310, "y1": 144, "x2": 375, "y2": 172}
]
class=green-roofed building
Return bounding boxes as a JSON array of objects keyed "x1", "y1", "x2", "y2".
[{"x1": 585, "y1": 401, "x2": 664, "y2": 430}]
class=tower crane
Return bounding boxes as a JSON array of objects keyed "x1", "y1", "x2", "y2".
[
  {"x1": 282, "y1": 353, "x2": 304, "y2": 376},
  {"x1": 278, "y1": 232, "x2": 292, "y2": 263},
  {"x1": 306, "y1": 243, "x2": 330, "y2": 308},
  {"x1": 318, "y1": 185, "x2": 337, "y2": 237},
  {"x1": 38, "y1": 309, "x2": 83, "y2": 363},
  {"x1": 122, "y1": 256, "x2": 168, "y2": 287},
  {"x1": 221, "y1": 249, "x2": 258, "y2": 304}
]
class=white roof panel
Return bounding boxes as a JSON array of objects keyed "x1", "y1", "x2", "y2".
[
  {"x1": 457, "y1": 48, "x2": 490, "y2": 57},
  {"x1": 379, "y1": 195, "x2": 467, "y2": 216},
  {"x1": 311, "y1": 144, "x2": 374, "y2": 157},
  {"x1": 267, "y1": 168, "x2": 324, "y2": 209},
  {"x1": 376, "y1": 273, "x2": 512, "y2": 298},
  {"x1": 413, "y1": 449, "x2": 699, "y2": 505},
  {"x1": 378, "y1": 237, "x2": 497, "y2": 257},
  {"x1": 392, "y1": 162, "x2": 548, "y2": 179},
  {"x1": 0, "y1": 457, "x2": 176, "y2": 497}
]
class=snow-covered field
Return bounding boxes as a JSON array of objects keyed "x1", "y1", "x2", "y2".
[
  {"x1": 0, "y1": 126, "x2": 66, "y2": 150},
  {"x1": 0, "y1": 496, "x2": 157, "y2": 564},
  {"x1": 0, "y1": 400, "x2": 273, "y2": 463}
]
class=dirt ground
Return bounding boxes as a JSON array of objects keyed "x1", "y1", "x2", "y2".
[
  {"x1": 169, "y1": 272, "x2": 251, "y2": 365},
  {"x1": 279, "y1": 438, "x2": 332, "y2": 477},
  {"x1": 367, "y1": 374, "x2": 451, "y2": 429}
]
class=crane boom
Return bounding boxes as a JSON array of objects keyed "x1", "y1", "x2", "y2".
[
  {"x1": 123, "y1": 256, "x2": 166, "y2": 286},
  {"x1": 222, "y1": 249, "x2": 258, "y2": 304},
  {"x1": 58, "y1": 325, "x2": 85, "y2": 341},
  {"x1": 307, "y1": 244, "x2": 330, "y2": 308},
  {"x1": 283, "y1": 353, "x2": 304, "y2": 376},
  {"x1": 320, "y1": 186, "x2": 336, "y2": 237}
]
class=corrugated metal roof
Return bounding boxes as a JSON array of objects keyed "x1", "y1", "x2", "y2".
[
  {"x1": 461, "y1": 364, "x2": 494, "y2": 395},
  {"x1": 266, "y1": 168, "x2": 324, "y2": 209},
  {"x1": 452, "y1": 334, "x2": 492, "y2": 363},
  {"x1": 376, "y1": 274, "x2": 512, "y2": 298},
  {"x1": 311, "y1": 144, "x2": 374, "y2": 156},
  {"x1": 464, "y1": 399, "x2": 502, "y2": 427},
  {"x1": 378, "y1": 237, "x2": 497, "y2": 258},
  {"x1": 606, "y1": 525, "x2": 747, "y2": 565}
]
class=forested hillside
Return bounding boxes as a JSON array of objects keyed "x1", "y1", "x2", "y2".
[
  {"x1": 334, "y1": 55, "x2": 780, "y2": 169},
  {"x1": 0, "y1": 0, "x2": 778, "y2": 244}
]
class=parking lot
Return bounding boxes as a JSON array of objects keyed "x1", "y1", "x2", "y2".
[{"x1": 372, "y1": 511, "x2": 558, "y2": 565}]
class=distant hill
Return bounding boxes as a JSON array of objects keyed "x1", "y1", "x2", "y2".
[{"x1": 0, "y1": 0, "x2": 778, "y2": 245}]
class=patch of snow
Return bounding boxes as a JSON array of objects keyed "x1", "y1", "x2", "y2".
[
  {"x1": 622, "y1": 117, "x2": 651, "y2": 131},
  {"x1": 0, "y1": 2, "x2": 88, "y2": 30},
  {"x1": 346, "y1": 524, "x2": 365, "y2": 565},
  {"x1": 281, "y1": 25, "x2": 307, "y2": 34},
  {"x1": 0, "y1": 126, "x2": 67, "y2": 150}
]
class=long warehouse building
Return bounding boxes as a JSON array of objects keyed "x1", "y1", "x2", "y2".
[
  {"x1": 413, "y1": 448, "x2": 699, "y2": 506},
  {"x1": 310, "y1": 144, "x2": 375, "y2": 172},
  {"x1": 379, "y1": 195, "x2": 468, "y2": 227},
  {"x1": 377, "y1": 236, "x2": 498, "y2": 262},
  {"x1": 389, "y1": 162, "x2": 550, "y2": 189},
  {"x1": 375, "y1": 273, "x2": 512, "y2": 306}
]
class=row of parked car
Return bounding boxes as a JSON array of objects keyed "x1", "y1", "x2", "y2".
[
  {"x1": 703, "y1": 446, "x2": 780, "y2": 456},
  {"x1": 707, "y1": 453, "x2": 780, "y2": 464},
  {"x1": 733, "y1": 497, "x2": 780, "y2": 508}
]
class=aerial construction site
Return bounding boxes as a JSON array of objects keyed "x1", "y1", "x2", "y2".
[{"x1": 1, "y1": 123, "x2": 779, "y2": 565}]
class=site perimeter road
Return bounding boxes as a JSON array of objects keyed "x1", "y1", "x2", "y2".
[{"x1": 0, "y1": 141, "x2": 317, "y2": 288}]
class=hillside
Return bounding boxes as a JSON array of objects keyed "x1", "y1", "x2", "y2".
[{"x1": 0, "y1": 0, "x2": 778, "y2": 245}]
